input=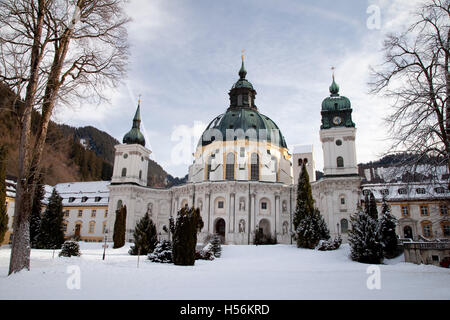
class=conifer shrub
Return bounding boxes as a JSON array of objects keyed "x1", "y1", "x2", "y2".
[
  {"x1": 59, "y1": 240, "x2": 81, "y2": 257},
  {"x1": 36, "y1": 188, "x2": 65, "y2": 249},
  {"x1": 129, "y1": 212, "x2": 158, "y2": 255},
  {"x1": 209, "y1": 234, "x2": 222, "y2": 257},
  {"x1": 195, "y1": 243, "x2": 214, "y2": 260},
  {"x1": 348, "y1": 209, "x2": 384, "y2": 264},
  {"x1": 148, "y1": 240, "x2": 172, "y2": 263},
  {"x1": 171, "y1": 206, "x2": 204, "y2": 266},
  {"x1": 317, "y1": 235, "x2": 342, "y2": 251},
  {"x1": 378, "y1": 197, "x2": 400, "y2": 259},
  {"x1": 113, "y1": 205, "x2": 127, "y2": 249}
]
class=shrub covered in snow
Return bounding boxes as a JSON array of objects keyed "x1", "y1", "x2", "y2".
[
  {"x1": 59, "y1": 240, "x2": 81, "y2": 257},
  {"x1": 317, "y1": 236, "x2": 342, "y2": 251},
  {"x1": 210, "y1": 234, "x2": 222, "y2": 257},
  {"x1": 148, "y1": 240, "x2": 172, "y2": 263},
  {"x1": 348, "y1": 209, "x2": 384, "y2": 264},
  {"x1": 196, "y1": 243, "x2": 215, "y2": 260}
]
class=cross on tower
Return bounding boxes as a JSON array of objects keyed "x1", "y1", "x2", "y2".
[
  {"x1": 138, "y1": 94, "x2": 142, "y2": 104},
  {"x1": 241, "y1": 49, "x2": 245, "y2": 61}
]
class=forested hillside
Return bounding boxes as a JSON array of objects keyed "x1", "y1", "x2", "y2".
[{"x1": 0, "y1": 83, "x2": 186, "y2": 187}]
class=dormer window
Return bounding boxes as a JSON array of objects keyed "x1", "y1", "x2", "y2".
[
  {"x1": 81, "y1": 197, "x2": 88, "y2": 203},
  {"x1": 95, "y1": 197, "x2": 102, "y2": 202},
  {"x1": 69, "y1": 197, "x2": 75, "y2": 203},
  {"x1": 416, "y1": 188, "x2": 426, "y2": 194}
]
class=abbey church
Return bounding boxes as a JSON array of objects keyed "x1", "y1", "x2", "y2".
[{"x1": 105, "y1": 58, "x2": 361, "y2": 244}]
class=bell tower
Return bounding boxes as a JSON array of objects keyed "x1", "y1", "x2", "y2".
[
  {"x1": 319, "y1": 73, "x2": 358, "y2": 177},
  {"x1": 111, "y1": 99, "x2": 151, "y2": 186}
]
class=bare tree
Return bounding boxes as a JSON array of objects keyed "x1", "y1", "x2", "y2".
[
  {"x1": 0, "y1": 0, "x2": 130, "y2": 274},
  {"x1": 370, "y1": 0, "x2": 450, "y2": 180}
]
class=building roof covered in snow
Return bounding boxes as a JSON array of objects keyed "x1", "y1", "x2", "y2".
[{"x1": 44, "y1": 181, "x2": 110, "y2": 207}]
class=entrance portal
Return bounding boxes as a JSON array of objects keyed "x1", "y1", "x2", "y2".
[{"x1": 215, "y1": 218, "x2": 226, "y2": 244}]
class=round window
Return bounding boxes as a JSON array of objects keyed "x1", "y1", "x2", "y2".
[
  {"x1": 123, "y1": 153, "x2": 128, "y2": 159},
  {"x1": 336, "y1": 140, "x2": 342, "y2": 146}
]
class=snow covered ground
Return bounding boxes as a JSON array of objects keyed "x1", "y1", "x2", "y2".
[{"x1": 0, "y1": 242, "x2": 449, "y2": 300}]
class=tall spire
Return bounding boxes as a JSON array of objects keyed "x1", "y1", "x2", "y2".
[
  {"x1": 132, "y1": 98, "x2": 141, "y2": 129},
  {"x1": 239, "y1": 49, "x2": 247, "y2": 79},
  {"x1": 123, "y1": 97, "x2": 146, "y2": 146}
]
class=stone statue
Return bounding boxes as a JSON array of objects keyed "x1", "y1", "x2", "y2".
[{"x1": 239, "y1": 219, "x2": 245, "y2": 233}]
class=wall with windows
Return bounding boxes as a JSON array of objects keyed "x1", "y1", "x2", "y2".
[{"x1": 361, "y1": 183, "x2": 449, "y2": 240}]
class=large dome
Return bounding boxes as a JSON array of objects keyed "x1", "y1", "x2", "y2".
[{"x1": 198, "y1": 108, "x2": 288, "y2": 148}]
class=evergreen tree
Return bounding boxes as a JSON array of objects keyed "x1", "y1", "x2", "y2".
[
  {"x1": 0, "y1": 145, "x2": 8, "y2": 245},
  {"x1": 348, "y1": 208, "x2": 384, "y2": 264},
  {"x1": 36, "y1": 188, "x2": 65, "y2": 249},
  {"x1": 365, "y1": 191, "x2": 378, "y2": 220},
  {"x1": 172, "y1": 206, "x2": 204, "y2": 266},
  {"x1": 296, "y1": 209, "x2": 330, "y2": 249},
  {"x1": 293, "y1": 163, "x2": 314, "y2": 231},
  {"x1": 148, "y1": 240, "x2": 172, "y2": 263},
  {"x1": 293, "y1": 163, "x2": 330, "y2": 249},
  {"x1": 30, "y1": 173, "x2": 45, "y2": 248},
  {"x1": 378, "y1": 196, "x2": 399, "y2": 258},
  {"x1": 210, "y1": 234, "x2": 222, "y2": 258},
  {"x1": 129, "y1": 212, "x2": 158, "y2": 255},
  {"x1": 113, "y1": 205, "x2": 127, "y2": 249},
  {"x1": 59, "y1": 240, "x2": 81, "y2": 257}
]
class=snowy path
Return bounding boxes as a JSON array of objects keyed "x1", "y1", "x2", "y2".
[{"x1": 0, "y1": 243, "x2": 449, "y2": 299}]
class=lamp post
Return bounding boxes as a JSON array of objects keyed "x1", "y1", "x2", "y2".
[{"x1": 102, "y1": 229, "x2": 108, "y2": 260}]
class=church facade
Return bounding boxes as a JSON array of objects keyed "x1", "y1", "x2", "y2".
[{"x1": 106, "y1": 59, "x2": 361, "y2": 244}]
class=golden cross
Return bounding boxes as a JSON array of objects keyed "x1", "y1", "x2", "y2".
[
  {"x1": 241, "y1": 49, "x2": 245, "y2": 61},
  {"x1": 331, "y1": 66, "x2": 335, "y2": 79},
  {"x1": 138, "y1": 94, "x2": 142, "y2": 104}
]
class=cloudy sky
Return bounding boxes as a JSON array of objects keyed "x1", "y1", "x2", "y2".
[{"x1": 54, "y1": 0, "x2": 422, "y2": 178}]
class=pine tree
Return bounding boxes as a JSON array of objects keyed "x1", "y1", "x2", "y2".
[
  {"x1": 172, "y1": 206, "x2": 204, "y2": 266},
  {"x1": 210, "y1": 233, "x2": 222, "y2": 258},
  {"x1": 129, "y1": 212, "x2": 158, "y2": 255},
  {"x1": 378, "y1": 196, "x2": 399, "y2": 258},
  {"x1": 348, "y1": 208, "x2": 384, "y2": 264},
  {"x1": 0, "y1": 145, "x2": 8, "y2": 245},
  {"x1": 59, "y1": 240, "x2": 81, "y2": 257},
  {"x1": 113, "y1": 205, "x2": 127, "y2": 249},
  {"x1": 30, "y1": 173, "x2": 45, "y2": 248},
  {"x1": 36, "y1": 188, "x2": 65, "y2": 249},
  {"x1": 293, "y1": 163, "x2": 314, "y2": 231}
]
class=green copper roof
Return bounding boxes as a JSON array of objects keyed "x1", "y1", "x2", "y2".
[
  {"x1": 123, "y1": 102, "x2": 146, "y2": 146},
  {"x1": 198, "y1": 107, "x2": 288, "y2": 148},
  {"x1": 321, "y1": 76, "x2": 351, "y2": 111}
]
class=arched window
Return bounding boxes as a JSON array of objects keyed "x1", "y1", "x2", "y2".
[
  {"x1": 121, "y1": 168, "x2": 127, "y2": 177},
  {"x1": 340, "y1": 219, "x2": 348, "y2": 233},
  {"x1": 250, "y1": 153, "x2": 259, "y2": 181},
  {"x1": 298, "y1": 158, "x2": 303, "y2": 166},
  {"x1": 139, "y1": 170, "x2": 142, "y2": 180},
  {"x1": 226, "y1": 153, "x2": 235, "y2": 180},
  {"x1": 337, "y1": 157, "x2": 344, "y2": 168},
  {"x1": 206, "y1": 156, "x2": 212, "y2": 180}
]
